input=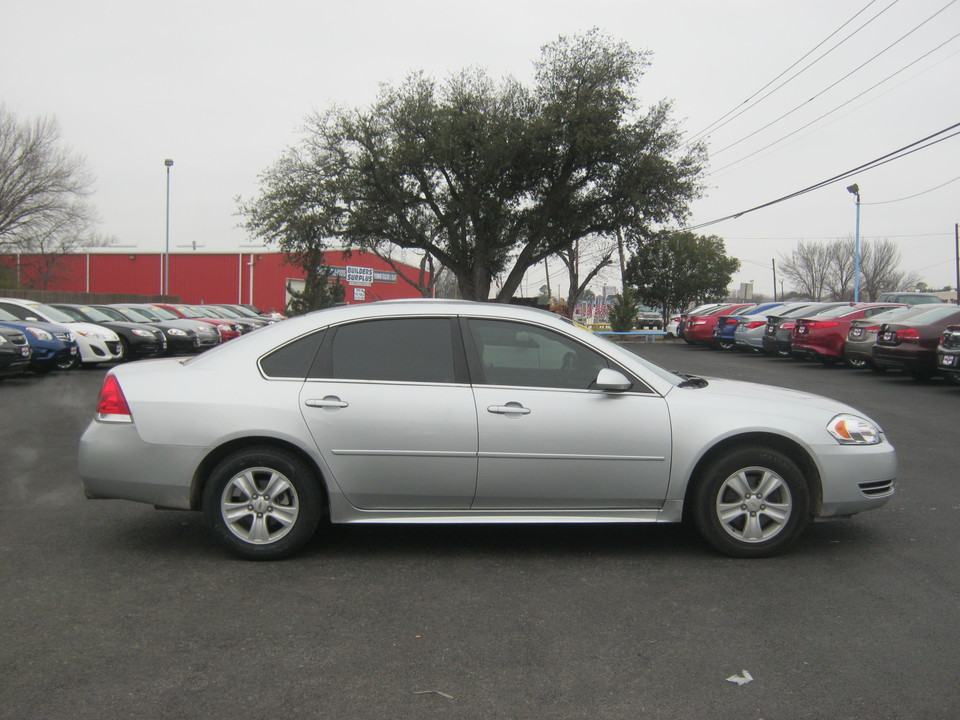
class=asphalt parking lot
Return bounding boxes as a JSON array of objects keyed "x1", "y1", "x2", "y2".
[{"x1": 1, "y1": 341, "x2": 958, "y2": 719}]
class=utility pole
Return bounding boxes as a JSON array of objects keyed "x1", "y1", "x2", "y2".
[
  {"x1": 955, "y1": 222, "x2": 959, "y2": 305},
  {"x1": 772, "y1": 259, "x2": 778, "y2": 301}
]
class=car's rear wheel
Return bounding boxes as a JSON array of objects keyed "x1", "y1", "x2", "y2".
[
  {"x1": 845, "y1": 357, "x2": 870, "y2": 369},
  {"x1": 203, "y1": 447, "x2": 322, "y2": 560},
  {"x1": 692, "y1": 446, "x2": 810, "y2": 558},
  {"x1": 717, "y1": 338, "x2": 735, "y2": 351}
]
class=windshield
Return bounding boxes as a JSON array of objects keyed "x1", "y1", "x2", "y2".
[
  {"x1": 0, "y1": 308, "x2": 19, "y2": 321},
  {"x1": 214, "y1": 306, "x2": 242, "y2": 318},
  {"x1": 231, "y1": 305, "x2": 260, "y2": 318},
  {"x1": 900, "y1": 305, "x2": 960, "y2": 324},
  {"x1": 173, "y1": 306, "x2": 203, "y2": 318},
  {"x1": 75, "y1": 306, "x2": 113, "y2": 322},
  {"x1": 146, "y1": 306, "x2": 177, "y2": 320},
  {"x1": 25, "y1": 302, "x2": 74, "y2": 323},
  {"x1": 95, "y1": 306, "x2": 127, "y2": 321}
]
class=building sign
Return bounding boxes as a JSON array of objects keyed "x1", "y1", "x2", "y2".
[
  {"x1": 325, "y1": 266, "x2": 398, "y2": 284},
  {"x1": 354, "y1": 287, "x2": 366, "y2": 301}
]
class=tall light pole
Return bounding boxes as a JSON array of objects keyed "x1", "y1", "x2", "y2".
[
  {"x1": 847, "y1": 183, "x2": 861, "y2": 302},
  {"x1": 164, "y1": 158, "x2": 174, "y2": 296}
]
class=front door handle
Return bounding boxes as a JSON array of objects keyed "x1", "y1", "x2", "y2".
[
  {"x1": 487, "y1": 402, "x2": 531, "y2": 417},
  {"x1": 305, "y1": 396, "x2": 349, "y2": 409}
]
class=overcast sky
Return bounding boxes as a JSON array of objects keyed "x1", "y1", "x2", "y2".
[{"x1": 3, "y1": 0, "x2": 959, "y2": 297}]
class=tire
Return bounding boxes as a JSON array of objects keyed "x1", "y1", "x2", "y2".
[
  {"x1": 845, "y1": 357, "x2": 870, "y2": 370},
  {"x1": 692, "y1": 446, "x2": 810, "y2": 558},
  {"x1": 908, "y1": 369, "x2": 934, "y2": 381},
  {"x1": 56, "y1": 354, "x2": 79, "y2": 371},
  {"x1": 717, "y1": 338, "x2": 735, "y2": 351},
  {"x1": 202, "y1": 446, "x2": 323, "y2": 560}
]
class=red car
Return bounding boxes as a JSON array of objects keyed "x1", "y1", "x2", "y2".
[
  {"x1": 872, "y1": 304, "x2": 960, "y2": 380},
  {"x1": 683, "y1": 303, "x2": 755, "y2": 346},
  {"x1": 790, "y1": 303, "x2": 905, "y2": 366},
  {"x1": 150, "y1": 304, "x2": 243, "y2": 342}
]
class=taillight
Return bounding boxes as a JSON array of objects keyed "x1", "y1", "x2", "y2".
[
  {"x1": 808, "y1": 321, "x2": 839, "y2": 329},
  {"x1": 746, "y1": 321, "x2": 766, "y2": 329},
  {"x1": 97, "y1": 374, "x2": 132, "y2": 423},
  {"x1": 864, "y1": 325, "x2": 880, "y2": 332},
  {"x1": 896, "y1": 328, "x2": 921, "y2": 341},
  {"x1": 781, "y1": 322, "x2": 796, "y2": 330}
]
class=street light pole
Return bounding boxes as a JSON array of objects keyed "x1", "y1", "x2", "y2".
[
  {"x1": 164, "y1": 158, "x2": 174, "y2": 296},
  {"x1": 847, "y1": 184, "x2": 861, "y2": 302}
]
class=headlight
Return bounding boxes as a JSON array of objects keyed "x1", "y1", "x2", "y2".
[
  {"x1": 26, "y1": 327, "x2": 54, "y2": 341},
  {"x1": 0, "y1": 334, "x2": 7, "y2": 345},
  {"x1": 167, "y1": 328, "x2": 187, "y2": 336},
  {"x1": 828, "y1": 414, "x2": 882, "y2": 445},
  {"x1": 132, "y1": 329, "x2": 154, "y2": 337}
]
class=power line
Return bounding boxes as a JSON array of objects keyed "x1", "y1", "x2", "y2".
[
  {"x1": 686, "y1": 0, "x2": 888, "y2": 146},
  {"x1": 862, "y1": 173, "x2": 960, "y2": 204},
  {"x1": 709, "y1": 32, "x2": 960, "y2": 175},
  {"x1": 682, "y1": 120, "x2": 960, "y2": 232},
  {"x1": 710, "y1": 0, "x2": 957, "y2": 158}
]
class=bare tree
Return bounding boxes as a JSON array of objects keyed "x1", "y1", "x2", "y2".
[
  {"x1": 0, "y1": 106, "x2": 95, "y2": 252},
  {"x1": 825, "y1": 236, "x2": 857, "y2": 301},
  {"x1": 778, "y1": 240, "x2": 831, "y2": 300},
  {"x1": 556, "y1": 236, "x2": 616, "y2": 317},
  {"x1": 859, "y1": 238, "x2": 921, "y2": 301}
]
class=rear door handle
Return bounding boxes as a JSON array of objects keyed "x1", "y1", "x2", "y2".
[
  {"x1": 305, "y1": 396, "x2": 349, "y2": 409},
  {"x1": 487, "y1": 402, "x2": 531, "y2": 416}
]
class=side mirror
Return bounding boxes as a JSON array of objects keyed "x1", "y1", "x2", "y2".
[{"x1": 595, "y1": 368, "x2": 632, "y2": 392}]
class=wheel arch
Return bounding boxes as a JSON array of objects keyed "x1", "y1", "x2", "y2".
[
  {"x1": 682, "y1": 432, "x2": 822, "y2": 521},
  {"x1": 190, "y1": 437, "x2": 330, "y2": 514}
]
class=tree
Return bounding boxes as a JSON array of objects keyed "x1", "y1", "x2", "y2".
[
  {"x1": 778, "y1": 240, "x2": 831, "y2": 300},
  {"x1": 859, "y1": 238, "x2": 921, "y2": 301},
  {"x1": 824, "y1": 237, "x2": 857, "y2": 301},
  {"x1": 608, "y1": 289, "x2": 639, "y2": 332},
  {"x1": 241, "y1": 30, "x2": 705, "y2": 301},
  {"x1": 283, "y1": 246, "x2": 344, "y2": 316},
  {"x1": 555, "y1": 236, "x2": 615, "y2": 317},
  {"x1": 623, "y1": 231, "x2": 740, "y2": 317},
  {"x1": 0, "y1": 107, "x2": 95, "y2": 253}
]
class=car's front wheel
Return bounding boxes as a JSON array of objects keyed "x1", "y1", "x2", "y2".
[
  {"x1": 202, "y1": 447, "x2": 323, "y2": 560},
  {"x1": 692, "y1": 446, "x2": 810, "y2": 558}
]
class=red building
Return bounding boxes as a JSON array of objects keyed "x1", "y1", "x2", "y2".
[{"x1": 0, "y1": 249, "x2": 430, "y2": 311}]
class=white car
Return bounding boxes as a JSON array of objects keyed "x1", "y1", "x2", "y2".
[
  {"x1": 0, "y1": 298, "x2": 124, "y2": 366},
  {"x1": 79, "y1": 299, "x2": 896, "y2": 560}
]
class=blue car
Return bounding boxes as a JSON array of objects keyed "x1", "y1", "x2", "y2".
[
  {"x1": 712, "y1": 302, "x2": 790, "y2": 350},
  {"x1": 0, "y1": 306, "x2": 79, "y2": 374}
]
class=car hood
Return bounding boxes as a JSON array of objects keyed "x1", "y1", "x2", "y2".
[
  {"x1": 670, "y1": 376, "x2": 862, "y2": 416},
  {"x1": 67, "y1": 321, "x2": 120, "y2": 340}
]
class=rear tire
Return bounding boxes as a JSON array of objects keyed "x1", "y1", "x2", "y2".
[
  {"x1": 203, "y1": 446, "x2": 323, "y2": 560},
  {"x1": 692, "y1": 446, "x2": 810, "y2": 558}
]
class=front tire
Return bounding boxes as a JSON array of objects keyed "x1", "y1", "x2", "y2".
[
  {"x1": 203, "y1": 447, "x2": 322, "y2": 560},
  {"x1": 692, "y1": 446, "x2": 810, "y2": 558}
]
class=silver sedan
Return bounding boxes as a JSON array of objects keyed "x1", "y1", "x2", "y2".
[{"x1": 79, "y1": 300, "x2": 896, "y2": 560}]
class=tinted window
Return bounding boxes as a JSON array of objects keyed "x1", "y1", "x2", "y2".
[
  {"x1": 467, "y1": 319, "x2": 608, "y2": 390},
  {"x1": 329, "y1": 318, "x2": 456, "y2": 383},
  {"x1": 260, "y1": 331, "x2": 325, "y2": 379}
]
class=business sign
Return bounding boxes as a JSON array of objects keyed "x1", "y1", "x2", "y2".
[{"x1": 325, "y1": 265, "x2": 398, "y2": 284}]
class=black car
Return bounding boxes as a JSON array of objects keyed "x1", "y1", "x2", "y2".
[
  {"x1": 0, "y1": 325, "x2": 32, "y2": 379},
  {"x1": 93, "y1": 305, "x2": 203, "y2": 356},
  {"x1": 937, "y1": 325, "x2": 960, "y2": 385},
  {"x1": 51, "y1": 304, "x2": 167, "y2": 361},
  {"x1": 761, "y1": 302, "x2": 853, "y2": 357}
]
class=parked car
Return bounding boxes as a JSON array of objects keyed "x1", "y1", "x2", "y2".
[
  {"x1": 112, "y1": 304, "x2": 222, "y2": 351},
  {"x1": 790, "y1": 303, "x2": 905, "y2": 366},
  {"x1": 842, "y1": 304, "x2": 943, "y2": 370},
  {"x1": 636, "y1": 306, "x2": 663, "y2": 330},
  {"x1": 876, "y1": 291, "x2": 945, "y2": 305},
  {"x1": 673, "y1": 303, "x2": 724, "y2": 340},
  {"x1": 712, "y1": 302, "x2": 789, "y2": 351},
  {"x1": 761, "y1": 303, "x2": 854, "y2": 357},
  {"x1": 51, "y1": 304, "x2": 167, "y2": 361},
  {"x1": 936, "y1": 325, "x2": 960, "y2": 385},
  {"x1": 0, "y1": 298, "x2": 123, "y2": 366},
  {"x1": 205, "y1": 304, "x2": 272, "y2": 331},
  {"x1": 734, "y1": 302, "x2": 818, "y2": 353},
  {"x1": 0, "y1": 306, "x2": 79, "y2": 373},
  {"x1": 79, "y1": 300, "x2": 895, "y2": 561},
  {"x1": 95, "y1": 305, "x2": 202, "y2": 355},
  {"x1": 0, "y1": 324, "x2": 32, "y2": 379},
  {"x1": 683, "y1": 303, "x2": 755, "y2": 346},
  {"x1": 872, "y1": 305, "x2": 960, "y2": 380},
  {"x1": 192, "y1": 305, "x2": 262, "y2": 334},
  {"x1": 151, "y1": 304, "x2": 242, "y2": 342}
]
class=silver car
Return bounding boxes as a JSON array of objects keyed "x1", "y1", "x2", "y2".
[{"x1": 79, "y1": 300, "x2": 896, "y2": 560}]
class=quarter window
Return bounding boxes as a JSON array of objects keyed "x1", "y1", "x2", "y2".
[
  {"x1": 466, "y1": 319, "x2": 609, "y2": 390},
  {"x1": 260, "y1": 331, "x2": 325, "y2": 379}
]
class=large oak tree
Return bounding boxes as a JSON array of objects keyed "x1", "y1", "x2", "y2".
[{"x1": 242, "y1": 30, "x2": 705, "y2": 301}]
